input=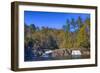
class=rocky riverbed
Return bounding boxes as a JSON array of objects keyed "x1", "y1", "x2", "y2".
[{"x1": 24, "y1": 48, "x2": 90, "y2": 61}]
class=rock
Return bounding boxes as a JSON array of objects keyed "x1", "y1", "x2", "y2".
[{"x1": 71, "y1": 50, "x2": 82, "y2": 56}]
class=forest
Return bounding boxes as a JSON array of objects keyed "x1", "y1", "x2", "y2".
[{"x1": 24, "y1": 16, "x2": 90, "y2": 61}]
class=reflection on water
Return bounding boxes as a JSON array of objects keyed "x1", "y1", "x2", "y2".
[
  {"x1": 71, "y1": 55, "x2": 81, "y2": 59},
  {"x1": 25, "y1": 54, "x2": 90, "y2": 61}
]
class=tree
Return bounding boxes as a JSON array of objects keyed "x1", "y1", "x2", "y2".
[
  {"x1": 77, "y1": 16, "x2": 83, "y2": 29},
  {"x1": 64, "y1": 19, "x2": 72, "y2": 48},
  {"x1": 30, "y1": 24, "x2": 36, "y2": 31},
  {"x1": 76, "y1": 24, "x2": 89, "y2": 48},
  {"x1": 70, "y1": 18, "x2": 78, "y2": 48},
  {"x1": 47, "y1": 35, "x2": 59, "y2": 50},
  {"x1": 84, "y1": 17, "x2": 90, "y2": 36},
  {"x1": 70, "y1": 18, "x2": 77, "y2": 31}
]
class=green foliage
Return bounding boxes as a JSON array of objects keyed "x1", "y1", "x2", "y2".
[
  {"x1": 77, "y1": 24, "x2": 87, "y2": 47},
  {"x1": 24, "y1": 16, "x2": 90, "y2": 51}
]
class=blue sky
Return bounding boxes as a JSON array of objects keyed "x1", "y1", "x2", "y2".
[{"x1": 24, "y1": 11, "x2": 90, "y2": 29}]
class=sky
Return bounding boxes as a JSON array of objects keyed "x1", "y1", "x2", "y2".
[{"x1": 24, "y1": 11, "x2": 90, "y2": 29}]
